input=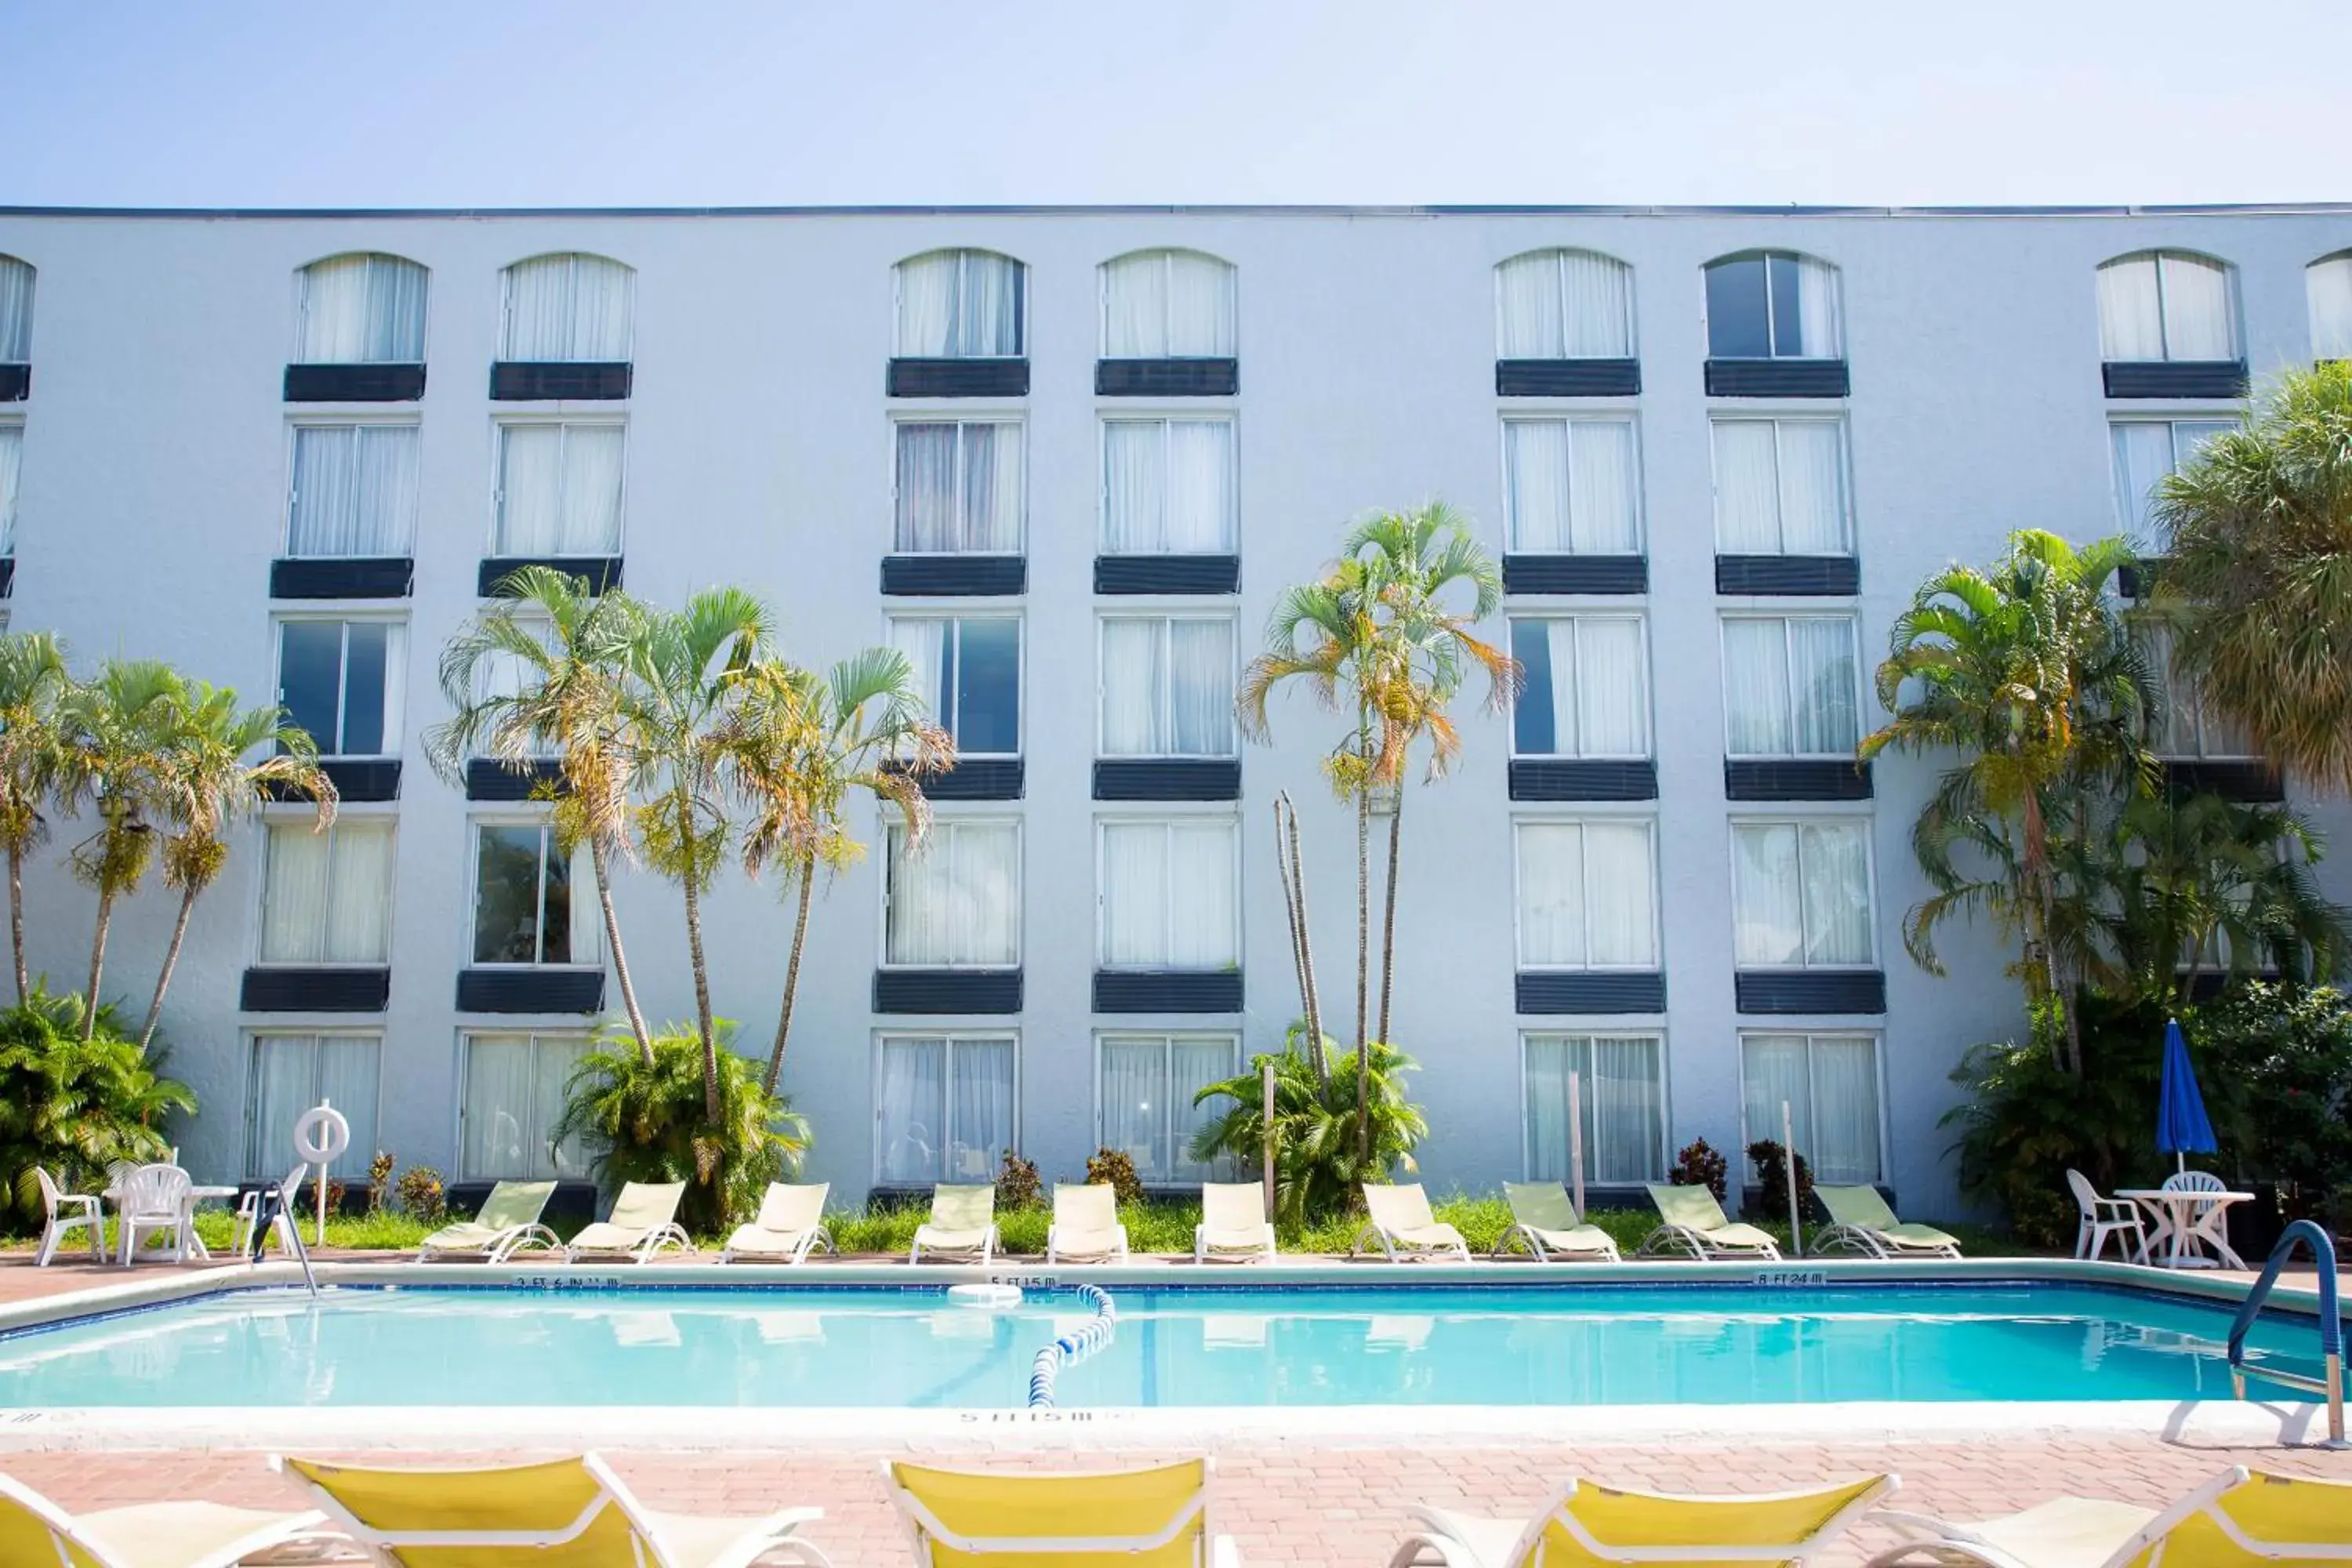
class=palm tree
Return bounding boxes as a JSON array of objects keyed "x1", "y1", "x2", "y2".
[
  {"x1": 2153, "y1": 362, "x2": 2352, "y2": 789},
  {"x1": 0, "y1": 632, "x2": 69, "y2": 1002},
  {"x1": 426, "y1": 566, "x2": 655, "y2": 1063},
  {"x1": 142, "y1": 682, "x2": 336, "y2": 1051},
  {"x1": 1860, "y1": 530, "x2": 2158, "y2": 1073},
  {"x1": 723, "y1": 648, "x2": 950, "y2": 1095},
  {"x1": 55, "y1": 661, "x2": 180, "y2": 1040}
]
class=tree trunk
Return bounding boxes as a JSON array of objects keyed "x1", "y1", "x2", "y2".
[
  {"x1": 2020, "y1": 789, "x2": 2073, "y2": 1074},
  {"x1": 1354, "y1": 779, "x2": 1371, "y2": 1163},
  {"x1": 139, "y1": 884, "x2": 198, "y2": 1053},
  {"x1": 7, "y1": 840, "x2": 25, "y2": 1004},
  {"x1": 1377, "y1": 789, "x2": 1402, "y2": 1047},
  {"x1": 590, "y1": 837, "x2": 653, "y2": 1066},
  {"x1": 83, "y1": 887, "x2": 113, "y2": 1042},
  {"x1": 763, "y1": 852, "x2": 817, "y2": 1098},
  {"x1": 1273, "y1": 794, "x2": 1327, "y2": 1084},
  {"x1": 676, "y1": 800, "x2": 721, "y2": 1123}
]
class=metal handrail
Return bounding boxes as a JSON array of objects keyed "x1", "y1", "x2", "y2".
[{"x1": 2226, "y1": 1218, "x2": 2343, "y2": 1446}]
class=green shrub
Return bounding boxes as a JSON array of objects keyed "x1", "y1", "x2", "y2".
[
  {"x1": 1669, "y1": 1138, "x2": 1727, "y2": 1203},
  {"x1": 1189, "y1": 1027, "x2": 1428, "y2": 1226},
  {"x1": 2190, "y1": 983, "x2": 2352, "y2": 1218},
  {"x1": 0, "y1": 985, "x2": 194, "y2": 1231},
  {"x1": 1085, "y1": 1146, "x2": 1144, "y2": 1205},
  {"x1": 394, "y1": 1164, "x2": 446, "y2": 1225},
  {"x1": 996, "y1": 1150, "x2": 1041, "y2": 1210},
  {"x1": 1745, "y1": 1139, "x2": 1814, "y2": 1221}
]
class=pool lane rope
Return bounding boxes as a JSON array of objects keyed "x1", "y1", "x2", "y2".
[{"x1": 1027, "y1": 1283, "x2": 1117, "y2": 1409}]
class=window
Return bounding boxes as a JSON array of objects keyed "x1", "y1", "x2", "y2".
[
  {"x1": 1099, "y1": 818, "x2": 1239, "y2": 969},
  {"x1": 257, "y1": 818, "x2": 394, "y2": 964},
  {"x1": 459, "y1": 1031, "x2": 594, "y2": 1181},
  {"x1": 1099, "y1": 1033, "x2": 1236, "y2": 1183},
  {"x1": 1523, "y1": 1034, "x2": 1665, "y2": 1184},
  {"x1": 2111, "y1": 419, "x2": 2235, "y2": 535},
  {"x1": 0, "y1": 424, "x2": 18, "y2": 556},
  {"x1": 889, "y1": 615, "x2": 1019, "y2": 756},
  {"x1": 1503, "y1": 418, "x2": 1641, "y2": 554},
  {"x1": 0, "y1": 256, "x2": 32, "y2": 364},
  {"x1": 1509, "y1": 616, "x2": 1649, "y2": 758},
  {"x1": 1704, "y1": 252, "x2": 1842, "y2": 359},
  {"x1": 2096, "y1": 252, "x2": 2238, "y2": 362},
  {"x1": 884, "y1": 819, "x2": 1020, "y2": 967},
  {"x1": 493, "y1": 421, "x2": 624, "y2": 556},
  {"x1": 1102, "y1": 417, "x2": 1237, "y2": 554},
  {"x1": 895, "y1": 419, "x2": 1023, "y2": 554},
  {"x1": 2139, "y1": 625, "x2": 2256, "y2": 760},
  {"x1": 2313, "y1": 253, "x2": 2352, "y2": 361},
  {"x1": 1710, "y1": 418, "x2": 1849, "y2": 554},
  {"x1": 1102, "y1": 250, "x2": 1236, "y2": 358},
  {"x1": 1495, "y1": 249, "x2": 1635, "y2": 359},
  {"x1": 245, "y1": 1033, "x2": 379, "y2": 1179},
  {"x1": 895, "y1": 250, "x2": 1025, "y2": 358},
  {"x1": 1730, "y1": 820, "x2": 1875, "y2": 968},
  {"x1": 500, "y1": 254, "x2": 633, "y2": 361},
  {"x1": 1099, "y1": 615, "x2": 1235, "y2": 757},
  {"x1": 1515, "y1": 820, "x2": 1658, "y2": 970},
  {"x1": 296, "y1": 254, "x2": 426, "y2": 364},
  {"x1": 1741, "y1": 1033, "x2": 1882, "y2": 1185},
  {"x1": 470, "y1": 820, "x2": 599, "y2": 967},
  {"x1": 276, "y1": 619, "x2": 404, "y2": 759},
  {"x1": 876, "y1": 1034, "x2": 1016, "y2": 1184},
  {"x1": 287, "y1": 423, "x2": 419, "y2": 558},
  {"x1": 1720, "y1": 615, "x2": 1859, "y2": 757}
]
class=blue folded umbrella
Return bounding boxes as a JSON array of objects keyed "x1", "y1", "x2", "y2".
[{"x1": 2155, "y1": 1018, "x2": 2218, "y2": 1174}]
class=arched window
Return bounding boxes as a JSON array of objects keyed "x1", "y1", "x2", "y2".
[
  {"x1": 895, "y1": 249, "x2": 1025, "y2": 359},
  {"x1": 1100, "y1": 249, "x2": 1236, "y2": 358},
  {"x1": 2309, "y1": 251, "x2": 2352, "y2": 361},
  {"x1": 296, "y1": 253, "x2": 427, "y2": 364},
  {"x1": 500, "y1": 253, "x2": 634, "y2": 361},
  {"x1": 1704, "y1": 252, "x2": 1842, "y2": 360},
  {"x1": 2096, "y1": 251, "x2": 2238, "y2": 362},
  {"x1": 0, "y1": 256, "x2": 32, "y2": 366},
  {"x1": 1496, "y1": 249, "x2": 1634, "y2": 359}
]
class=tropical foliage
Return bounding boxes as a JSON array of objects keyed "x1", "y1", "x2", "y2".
[
  {"x1": 0, "y1": 985, "x2": 194, "y2": 1229},
  {"x1": 1189, "y1": 1029, "x2": 1428, "y2": 1225}
]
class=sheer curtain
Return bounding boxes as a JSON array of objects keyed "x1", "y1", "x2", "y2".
[
  {"x1": 1788, "y1": 618, "x2": 1858, "y2": 753},
  {"x1": 1102, "y1": 421, "x2": 1163, "y2": 553},
  {"x1": 314, "y1": 1036, "x2": 379, "y2": 1177},
  {"x1": 563, "y1": 424, "x2": 626, "y2": 553},
  {"x1": 1100, "y1": 822, "x2": 1169, "y2": 966},
  {"x1": 1809, "y1": 1036, "x2": 1882, "y2": 1182},
  {"x1": 2311, "y1": 255, "x2": 2352, "y2": 361},
  {"x1": 289, "y1": 425, "x2": 419, "y2": 557},
  {"x1": 2160, "y1": 254, "x2": 2236, "y2": 360},
  {"x1": 1523, "y1": 1036, "x2": 1574, "y2": 1181},
  {"x1": 1099, "y1": 1037, "x2": 1160, "y2": 1172},
  {"x1": 259, "y1": 825, "x2": 332, "y2": 963},
  {"x1": 877, "y1": 1038, "x2": 946, "y2": 1183},
  {"x1": 1163, "y1": 420, "x2": 1234, "y2": 551},
  {"x1": 1495, "y1": 252, "x2": 1630, "y2": 358},
  {"x1": 0, "y1": 257, "x2": 31, "y2": 362},
  {"x1": 1171, "y1": 619, "x2": 1234, "y2": 755},
  {"x1": 1722, "y1": 619, "x2": 1792, "y2": 757},
  {"x1": 2097, "y1": 256, "x2": 2166, "y2": 360},
  {"x1": 299, "y1": 255, "x2": 426, "y2": 363},
  {"x1": 1574, "y1": 617, "x2": 1647, "y2": 757},
  {"x1": 1504, "y1": 420, "x2": 1571, "y2": 552},
  {"x1": 1788, "y1": 256, "x2": 1842, "y2": 358},
  {"x1": 1099, "y1": 619, "x2": 1165, "y2": 756},
  {"x1": 1589, "y1": 1036, "x2": 1662, "y2": 1181},
  {"x1": 1710, "y1": 420, "x2": 1780, "y2": 552},
  {"x1": 894, "y1": 424, "x2": 957, "y2": 551},
  {"x1": 1569, "y1": 420, "x2": 1639, "y2": 552},
  {"x1": 503, "y1": 255, "x2": 632, "y2": 361},
  {"x1": 948, "y1": 1039, "x2": 1015, "y2": 1180},
  {"x1": 1776, "y1": 421, "x2": 1847, "y2": 553},
  {"x1": 956, "y1": 254, "x2": 1023, "y2": 357},
  {"x1": 540, "y1": 1036, "x2": 595, "y2": 1177},
  {"x1": 962, "y1": 423, "x2": 1023, "y2": 552},
  {"x1": 0, "y1": 427, "x2": 18, "y2": 555},
  {"x1": 1167, "y1": 820, "x2": 1238, "y2": 967},
  {"x1": 1103, "y1": 253, "x2": 1168, "y2": 358},
  {"x1": 1731, "y1": 824, "x2": 1804, "y2": 966},
  {"x1": 896, "y1": 254, "x2": 956, "y2": 358},
  {"x1": 325, "y1": 820, "x2": 395, "y2": 963},
  {"x1": 889, "y1": 619, "x2": 950, "y2": 734},
  {"x1": 1582, "y1": 822, "x2": 1656, "y2": 967},
  {"x1": 1799, "y1": 822, "x2": 1874, "y2": 965},
  {"x1": 248, "y1": 1036, "x2": 315, "y2": 1178},
  {"x1": 1741, "y1": 1035, "x2": 1811, "y2": 1172},
  {"x1": 2109, "y1": 421, "x2": 2176, "y2": 534},
  {"x1": 1166, "y1": 252, "x2": 1236, "y2": 356},
  {"x1": 1516, "y1": 825, "x2": 1585, "y2": 967},
  {"x1": 1104, "y1": 252, "x2": 1236, "y2": 358},
  {"x1": 891, "y1": 822, "x2": 1018, "y2": 967},
  {"x1": 1496, "y1": 254, "x2": 1565, "y2": 358},
  {"x1": 495, "y1": 426, "x2": 564, "y2": 555},
  {"x1": 901, "y1": 423, "x2": 1022, "y2": 553},
  {"x1": 462, "y1": 1033, "x2": 534, "y2": 1179},
  {"x1": 1168, "y1": 1037, "x2": 1232, "y2": 1179}
]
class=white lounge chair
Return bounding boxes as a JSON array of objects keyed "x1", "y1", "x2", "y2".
[
  {"x1": 0, "y1": 1470, "x2": 328, "y2": 1568},
  {"x1": 910, "y1": 1184, "x2": 998, "y2": 1265},
  {"x1": 1495, "y1": 1181, "x2": 1621, "y2": 1263},
  {"x1": 722, "y1": 1181, "x2": 834, "y2": 1264},
  {"x1": 1195, "y1": 1181, "x2": 1277, "y2": 1264},
  {"x1": 1862, "y1": 1464, "x2": 2352, "y2": 1566},
  {"x1": 1388, "y1": 1473, "x2": 1894, "y2": 1566},
  {"x1": 1814, "y1": 1185, "x2": 1962, "y2": 1261},
  {"x1": 416, "y1": 1179, "x2": 562, "y2": 1264},
  {"x1": 31, "y1": 1167, "x2": 103, "y2": 1267},
  {"x1": 1046, "y1": 1183, "x2": 1130, "y2": 1265},
  {"x1": 2067, "y1": 1168, "x2": 2146, "y2": 1261},
  {"x1": 1352, "y1": 1183, "x2": 1472, "y2": 1262},
  {"x1": 114, "y1": 1163, "x2": 194, "y2": 1266},
  {"x1": 564, "y1": 1181, "x2": 694, "y2": 1264},
  {"x1": 1635, "y1": 1182, "x2": 1782, "y2": 1261},
  {"x1": 885, "y1": 1457, "x2": 1240, "y2": 1567}
]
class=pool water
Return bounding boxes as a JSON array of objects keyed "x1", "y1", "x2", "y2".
[{"x1": 0, "y1": 1283, "x2": 2327, "y2": 1409}]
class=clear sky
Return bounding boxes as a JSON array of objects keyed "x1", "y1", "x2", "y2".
[{"x1": 5, "y1": 1, "x2": 2348, "y2": 210}]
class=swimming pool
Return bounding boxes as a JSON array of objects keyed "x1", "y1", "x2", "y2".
[{"x1": 0, "y1": 1279, "x2": 2328, "y2": 1410}]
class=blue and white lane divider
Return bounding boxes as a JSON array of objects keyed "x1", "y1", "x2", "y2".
[{"x1": 1027, "y1": 1283, "x2": 1117, "y2": 1409}]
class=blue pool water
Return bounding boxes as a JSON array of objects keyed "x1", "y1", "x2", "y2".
[{"x1": 0, "y1": 1282, "x2": 2327, "y2": 1408}]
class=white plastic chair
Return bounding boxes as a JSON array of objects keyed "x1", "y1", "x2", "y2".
[
  {"x1": 2067, "y1": 1168, "x2": 2145, "y2": 1261},
  {"x1": 2161, "y1": 1169, "x2": 2226, "y2": 1192},
  {"x1": 33, "y1": 1167, "x2": 103, "y2": 1266},
  {"x1": 230, "y1": 1173, "x2": 304, "y2": 1258},
  {"x1": 115, "y1": 1163, "x2": 193, "y2": 1265}
]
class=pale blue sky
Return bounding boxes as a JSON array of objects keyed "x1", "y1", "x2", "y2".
[{"x1": 5, "y1": 2, "x2": 2347, "y2": 209}]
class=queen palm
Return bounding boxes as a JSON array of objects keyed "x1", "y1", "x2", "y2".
[
  {"x1": 426, "y1": 566, "x2": 655, "y2": 1063},
  {"x1": 55, "y1": 661, "x2": 181, "y2": 1040},
  {"x1": 142, "y1": 682, "x2": 336, "y2": 1051},
  {"x1": 723, "y1": 648, "x2": 951, "y2": 1095},
  {"x1": 0, "y1": 632, "x2": 70, "y2": 1002}
]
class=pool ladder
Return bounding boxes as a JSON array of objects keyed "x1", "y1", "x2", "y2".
[{"x1": 2226, "y1": 1219, "x2": 2344, "y2": 1446}]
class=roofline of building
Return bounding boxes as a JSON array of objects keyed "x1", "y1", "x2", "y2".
[{"x1": 2, "y1": 201, "x2": 2350, "y2": 222}]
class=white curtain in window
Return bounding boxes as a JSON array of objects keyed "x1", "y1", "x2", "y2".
[
  {"x1": 1722, "y1": 619, "x2": 1792, "y2": 757},
  {"x1": 1168, "y1": 821, "x2": 1238, "y2": 967},
  {"x1": 461, "y1": 1034, "x2": 535, "y2": 1180},
  {"x1": 2311, "y1": 256, "x2": 2352, "y2": 360},
  {"x1": 1798, "y1": 822, "x2": 1873, "y2": 965},
  {"x1": 248, "y1": 1036, "x2": 316, "y2": 1178},
  {"x1": 1102, "y1": 421, "x2": 1163, "y2": 554},
  {"x1": 961, "y1": 423, "x2": 1023, "y2": 552},
  {"x1": 1164, "y1": 420, "x2": 1234, "y2": 552},
  {"x1": 1103, "y1": 253, "x2": 1169, "y2": 358},
  {"x1": 2097, "y1": 256, "x2": 2166, "y2": 361},
  {"x1": 1168, "y1": 1037, "x2": 1232, "y2": 1179},
  {"x1": 1776, "y1": 421, "x2": 1847, "y2": 554},
  {"x1": 1573, "y1": 617, "x2": 1646, "y2": 757},
  {"x1": 1589, "y1": 1036, "x2": 1662, "y2": 1181},
  {"x1": 0, "y1": 258, "x2": 31, "y2": 362},
  {"x1": 1583, "y1": 822, "x2": 1656, "y2": 967},
  {"x1": 889, "y1": 618, "x2": 949, "y2": 732},
  {"x1": 1517, "y1": 824, "x2": 1585, "y2": 967},
  {"x1": 1105, "y1": 252, "x2": 1235, "y2": 358},
  {"x1": 2161, "y1": 254, "x2": 2236, "y2": 360},
  {"x1": 1741, "y1": 1035, "x2": 1812, "y2": 1170},
  {"x1": 888, "y1": 823, "x2": 1018, "y2": 967},
  {"x1": 1809, "y1": 1036, "x2": 1882, "y2": 1183},
  {"x1": 896, "y1": 423, "x2": 1022, "y2": 553},
  {"x1": 948, "y1": 1038, "x2": 1015, "y2": 1181},
  {"x1": 1788, "y1": 618, "x2": 1858, "y2": 753},
  {"x1": 539, "y1": 1036, "x2": 594, "y2": 1177},
  {"x1": 1504, "y1": 420, "x2": 1571, "y2": 553},
  {"x1": 1496, "y1": 254, "x2": 1566, "y2": 358},
  {"x1": 2109, "y1": 421, "x2": 2176, "y2": 534},
  {"x1": 314, "y1": 1035, "x2": 379, "y2": 1174},
  {"x1": 1169, "y1": 619, "x2": 1234, "y2": 757},
  {"x1": 1569, "y1": 420, "x2": 1639, "y2": 553},
  {"x1": 1711, "y1": 420, "x2": 1780, "y2": 553},
  {"x1": 896, "y1": 254, "x2": 955, "y2": 358},
  {"x1": 1788, "y1": 256, "x2": 1842, "y2": 358},
  {"x1": 898, "y1": 251, "x2": 1022, "y2": 358},
  {"x1": 496, "y1": 424, "x2": 623, "y2": 555},
  {"x1": 894, "y1": 423, "x2": 957, "y2": 552},
  {"x1": 1099, "y1": 1037, "x2": 1161, "y2": 1174},
  {"x1": 259, "y1": 825, "x2": 331, "y2": 963},
  {"x1": 1100, "y1": 822, "x2": 1169, "y2": 967},
  {"x1": 1099, "y1": 619, "x2": 1165, "y2": 757},
  {"x1": 503, "y1": 255, "x2": 632, "y2": 361},
  {"x1": 563, "y1": 425, "x2": 625, "y2": 553},
  {"x1": 1495, "y1": 252, "x2": 1630, "y2": 358},
  {"x1": 299, "y1": 255, "x2": 426, "y2": 363},
  {"x1": 1523, "y1": 1036, "x2": 1575, "y2": 1183},
  {"x1": 877, "y1": 1038, "x2": 947, "y2": 1184},
  {"x1": 289, "y1": 425, "x2": 419, "y2": 557},
  {"x1": 327, "y1": 820, "x2": 394, "y2": 963},
  {"x1": 0, "y1": 427, "x2": 19, "y2": 555},
  {"x1": 1165, "y1": 252, "x2": 1236, "y2": 357},
  {"x1": 1731, "y1": 824, "x2": 1805, "y2": 967}
]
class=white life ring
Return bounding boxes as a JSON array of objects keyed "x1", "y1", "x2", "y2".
[{"x1": 292, "y1": 1105, "x2": 351, "y2": 1168}]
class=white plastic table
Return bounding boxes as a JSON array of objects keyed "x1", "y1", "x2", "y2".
[
  {"x1": 2116, "y1": 1187, "x2": 2252, "y2": 1270},
  {"x1": 101, "y1": 1180, "x2": 239, "y2": 1263}
]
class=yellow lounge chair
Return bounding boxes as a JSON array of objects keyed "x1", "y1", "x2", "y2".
[
  {"x1": 1195, "y1": 1182, "x2": 1278, "y2": 1264},
  {"x1": 1046, "y1": 1183, "x2": 1130, "y2": 1265},
  {"x1": 1636, "y1": 1183, "x2": 1783, "y2": 1261},
  {"x1": 276, "y1": 1452, "x2": 833, "y2": 1567},
  {"x1": 1388, "y1": 1474, "x2": 1893, "y2": 1566},
  {"x1": 911, "y1": 1183, "x2": 999, "y2": 1265},
  {"x1": 416, "y1": 1180, "x2": 562, "y2": 1264},
  {"x1": 1813, "y1": 1185, "x2": 1962, "y2": 1261},
  {"x1": 1497, "y1": 1182, "x2": 1621, "y2": 1263},
  {"x1": 565, "y1": 1181, "x2": 694, "y2": 1265},
  {"x1": 884, "y1": 1457, "x2": 1242, "y2": 1566},
  {"x1": 1352, "y1": 1183, "x2": 1472, "y2": 1262},
  {"x1": 722, "y1": 1182, "x2": 835, "y2": 1264},
  {"x1": 0, "y1": 1471, "x2": 326, "y2": 1568},
  {"x1": 1864, "y1": 1465, "x2": 2352, "y2": 1566}
]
